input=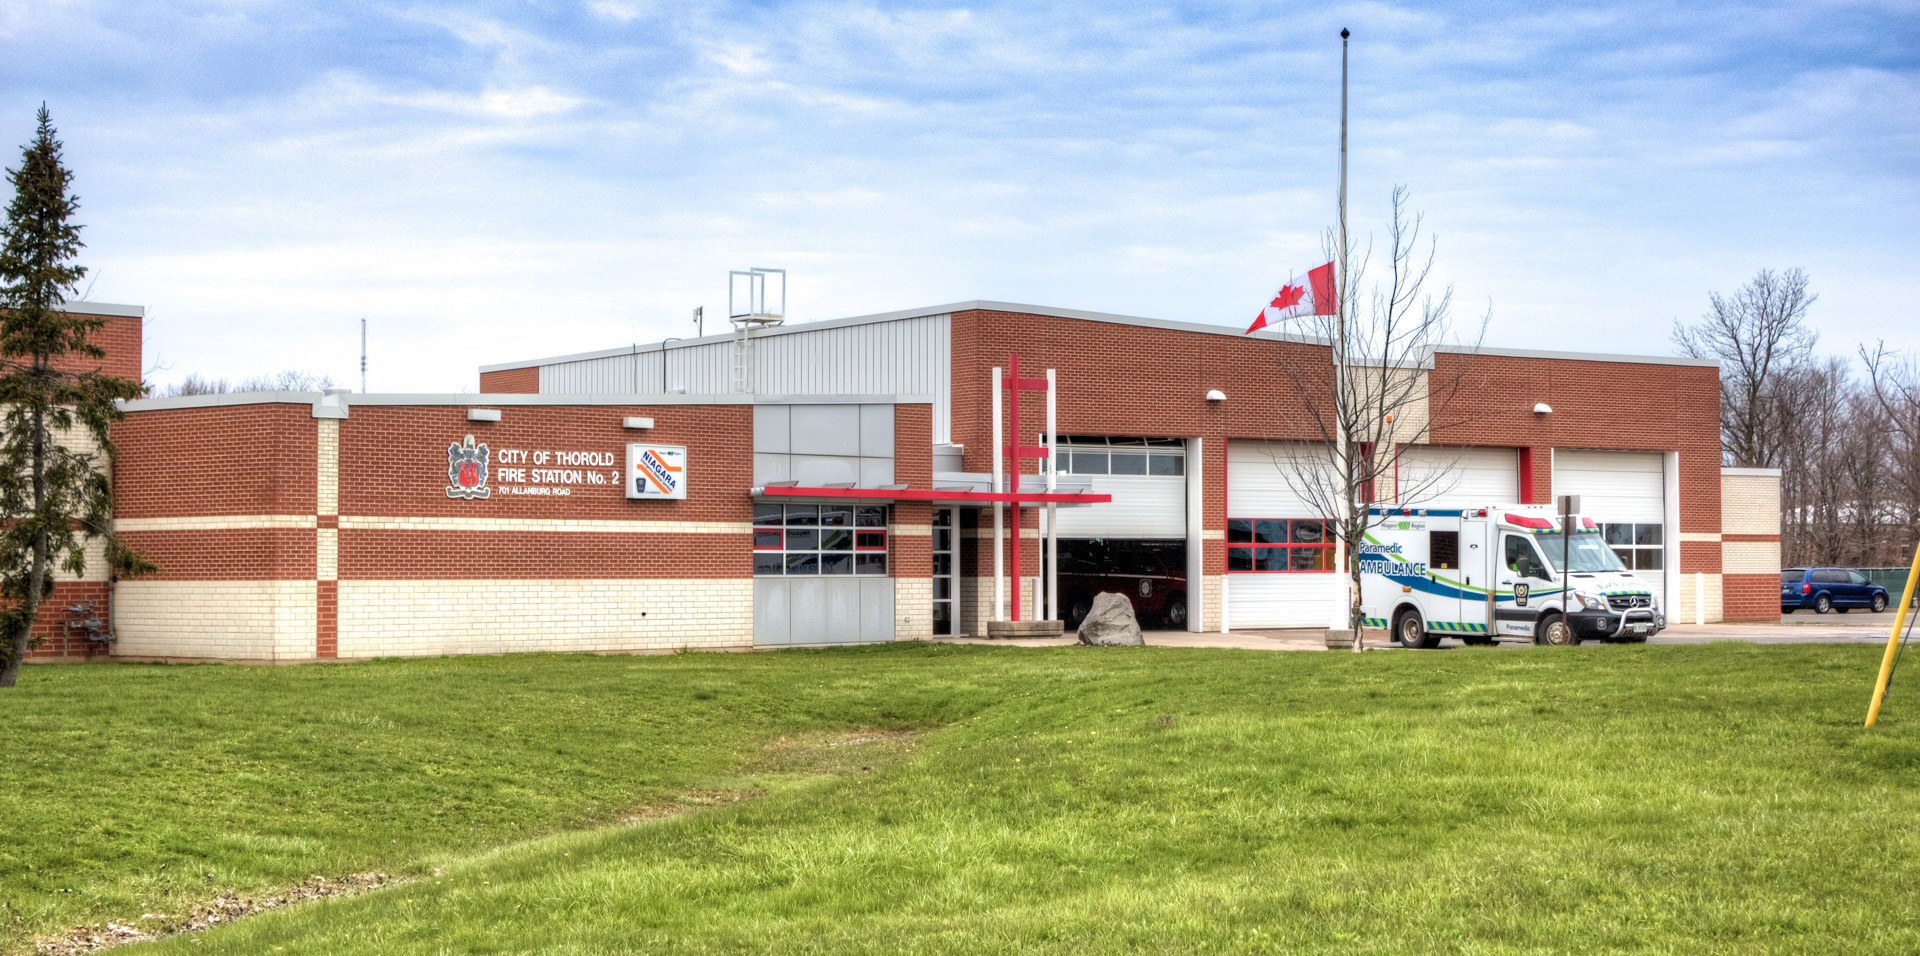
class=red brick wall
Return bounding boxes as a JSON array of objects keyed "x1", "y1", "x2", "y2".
[
  {"x1": 113, "y1": 402, "x2": 318, "y2": 600},
  {"x1": 480, "y1": 367, "x2": 540, "y2": 393},
  {"x1": 336, "y1": 404, "x2": 754, "y2": 579},
  {"x1": 121, "y1": 529, "x2": 317, "y2": 579},
  {"x1": 892, "y1": 404, "x2": 934, "y2": 580},
  {"x1": 20, "y1": 312, "x2": 144, "y2": 659},
  {"x1": 1724, "y1": 572, "x2": 1778, "y2": 621},
  {"x1": 41, "y1": 312, "x2": 142, "y2": 382},
  {"x1": 116, "y1": 403, "x2": 318, "y2": 519},
  {"x1": 22, "y1": 582, "x2": 111, "y2": 660},
  {"x1": 947, "y1": 311, "x2": 1723, "y2": 584},
  {"x1": 1430, "y1": 350, "x2": 1722, "y2": 569},
  {"x1": 317, "y1": 579, "x2": 337, "y2": 659}
]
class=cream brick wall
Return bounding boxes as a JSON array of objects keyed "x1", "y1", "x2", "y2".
[
  {"x1": 1721, "y1": 471, "x2": 1781, "y2": 537},
  {"x1": 960, "y1": 574, "x2": 986, "y2": 637},
  {"x1": 958, "y1": 574, "x2": 1041, "y2": 636},
  {"x1": 1198, "y1": 574, "x2": 1222, "y2": 632},
  {"x1": 337, "y1": 516, "x2": 749, "y2": 534},
  {"x1": 316, "y1": 528, "x2": 338, "y2": 581},
  {"x1": 1671, "y1": 571, "x2": 1724, "y2": 625},
  {"x1": 115, "y1": 515, "x2": 317, "y2": 531},
  {"x1": 894, "y1": 577, "x2": 933, "y2": 641},
  {"x1": 1723, "y1": 540, "x2": 1782, "y2": 575},
  {"x1": 114, "y1": 580, "x2": 317, "y2": 660},
  {"x1": 51, "y1": 537, "x2": 109, "y2": 583},
  {"x1": 335, "y1": 578, "x2": 752, "y2": 658},
  {"x1": 317, "y1": 418, "x2": 339, "y2": 516}
]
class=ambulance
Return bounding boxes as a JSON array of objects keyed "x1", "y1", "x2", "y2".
[{"x1": 1358, "y1": 503, "x2": 1664, "y2": 648}]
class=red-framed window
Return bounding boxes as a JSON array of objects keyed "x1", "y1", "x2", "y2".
[
  {"x1": 753, "y1": 504, "x2": 889, "y2": 576},
  {"x1": 1227, "y1": 518, "x2": 1336, "y2": 572}
]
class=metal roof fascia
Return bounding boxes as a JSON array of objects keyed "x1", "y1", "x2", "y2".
[
  {"x1": 120, "y1": 392, "x2": 935, "y2": 413},
  {"x1": 1433, "y1": 343, "x2": 1720, "y2": 369},
  {"x1": 61, "y1": 300, "x2": 145, "y2": 318},
  {"x1": 479, "y1": 301, "x2": 1331, "y2": 372},
  {"x1": 119, "y1": 391, "x2": 322, "y2": 411}
]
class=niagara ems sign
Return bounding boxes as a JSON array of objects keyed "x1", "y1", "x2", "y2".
[{"x1": 626, "y1": 444, "x2": 688, "y2": 500}]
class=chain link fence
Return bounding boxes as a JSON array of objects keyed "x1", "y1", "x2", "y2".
[{"x1": 1858, "y1": 568, "x2": 1920, "y2": 607}]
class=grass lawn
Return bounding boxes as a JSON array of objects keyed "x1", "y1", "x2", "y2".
[{"x1": 6, "y1": 642, "x2": 1920, "y2": 953}]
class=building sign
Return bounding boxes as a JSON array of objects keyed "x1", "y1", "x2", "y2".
[
  {"x1": 627, "y1": 444, "x2": 688, "y2": 500},
  {"x1": 448, "y1": 439, "x2": 622, "y2": 499},
  {"x1": 446, "y1": 435, "x2": 491, "y2": 500}
]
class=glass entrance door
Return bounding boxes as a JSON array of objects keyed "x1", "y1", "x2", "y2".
[{"x1": 933, "y1": 507, "x2": 957, "y2": 636}]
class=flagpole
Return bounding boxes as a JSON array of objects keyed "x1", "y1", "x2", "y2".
[{"x1": 1336, "y1": 26, "x2": 1357, "y2": 652}]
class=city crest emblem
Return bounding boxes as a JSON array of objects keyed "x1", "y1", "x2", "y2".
[{"x1": 446, "y1": 434, "x2": 491, "y2": 500}]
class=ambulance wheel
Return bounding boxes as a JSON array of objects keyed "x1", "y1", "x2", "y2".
[
  {"x1": 1395, "y1": 609, "x2": 1439, "y2": 649},
  {"x1": 1537, "y1": 614, "x2": 1575, "y2": 646},
  {"x1": 1068, "y1": 601, "x2": 1090, "y2": 628}
]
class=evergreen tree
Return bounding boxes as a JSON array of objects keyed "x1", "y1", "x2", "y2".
[{"x1": 0, "y1": 106, "x2": 150, "y2": 688}]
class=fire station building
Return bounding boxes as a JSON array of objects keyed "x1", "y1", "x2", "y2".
[{"x1": 30, "y1": 299, "x2": 1781, "y2": 662}]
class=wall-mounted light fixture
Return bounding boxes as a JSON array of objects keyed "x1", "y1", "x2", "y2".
[
  {"x1": 623, "y1": 417, "x2": 655, "y2": 430},
  {"x1": 1206, "y1": 389, "x2": 1227, "y2": 402},
  {"x1": 468, "y1": 408, "x2": 502, "y2": 422},
  {"x1": 1533, "y1": 402, "x2": 1552, "y2": 415}
]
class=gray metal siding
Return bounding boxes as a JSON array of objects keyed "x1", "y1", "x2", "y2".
[{"x1": 536, "y1": 313, "x2": 952, "y2": 442}]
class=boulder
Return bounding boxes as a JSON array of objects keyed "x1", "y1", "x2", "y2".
[{"x1": 1077, "y1": 592, "x2": 1145, "y2": 646}]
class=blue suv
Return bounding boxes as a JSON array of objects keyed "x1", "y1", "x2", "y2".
[{"x1": 1782, "y1": 567, "x2": 1890, "y2": 614}]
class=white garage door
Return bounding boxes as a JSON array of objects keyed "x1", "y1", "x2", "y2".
[
  {"x1": 1396, "y1": 445, "x2": 1519, "y2": 507},
  {"x1": 1049, "y1": 438, "x2": 1187, "y2": 539},
  {"x1": 1553, "y1": 449, "x2": 1668, "y2": 605},
  {"x1": 1224, "y1": 441, "x2": 1341, "y2": 629}
]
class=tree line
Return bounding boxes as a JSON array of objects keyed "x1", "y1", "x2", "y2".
[{"x1": 1673, "y1": 268, "x2": 1920, "y2": 568}]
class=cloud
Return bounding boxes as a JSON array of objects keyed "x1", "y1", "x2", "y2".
[{"x1": 0, "y1": 0, "x2": 1912, "y2": 392}]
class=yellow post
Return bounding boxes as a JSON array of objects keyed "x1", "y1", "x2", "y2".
[{"x1": 1865, "y1": 546, "x2": 1920, "y2": 727}]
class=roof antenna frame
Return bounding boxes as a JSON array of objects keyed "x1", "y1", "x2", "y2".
[{"x1": 728, "y1": 268, "x2": 786, "y2": 328}]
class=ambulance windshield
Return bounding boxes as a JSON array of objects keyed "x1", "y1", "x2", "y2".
[{"x1": 1536, "y1": 531, "x2": 1628, "y2": 573}]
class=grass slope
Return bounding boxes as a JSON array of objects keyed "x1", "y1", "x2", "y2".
[{"x1": 7, "y1": 643, "x2": 1920, "y2": 953}]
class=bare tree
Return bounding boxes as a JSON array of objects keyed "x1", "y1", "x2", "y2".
[
  {"x1": 1267, "y1": 187, "x2": 1488, "y2": 651},
  {"x1": 153, "y1": 369, "x2": 334, "y2": 398},
  {"x1": 1672, "y1": 268, "x2": 1819, "y2": 468},
  {"x1": 1862, "y1": 343, "x2": 1920, "y2": 562}
]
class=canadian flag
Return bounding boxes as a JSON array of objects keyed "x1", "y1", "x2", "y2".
[{"x1": 1246, "y1": 261, "x2": 1336, "y2": 334}]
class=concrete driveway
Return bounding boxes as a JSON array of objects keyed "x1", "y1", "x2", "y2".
[{"x1": 935, "y1": 612, "x2": 1914, "y2": 651}]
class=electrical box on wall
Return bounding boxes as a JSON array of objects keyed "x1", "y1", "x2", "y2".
[{"x1": 627, "y1": 444, "x2": 689, "y2": 500}]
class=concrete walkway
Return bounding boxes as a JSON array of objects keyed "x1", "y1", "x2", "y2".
[
  {"x1": 937, "y1": 629, "x2": 1347, "y2": 651},
  {"x1": 934, "y1": 616, "x2": 1915, "y2": 651}
]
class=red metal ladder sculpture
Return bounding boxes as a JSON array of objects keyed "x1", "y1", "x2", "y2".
[{"x1": 992, "y1": 354, "x2": 1057, "y2": 623}]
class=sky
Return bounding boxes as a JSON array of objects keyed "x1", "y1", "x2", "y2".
[{"x1": 1, "y1": 0, "x2": 1915, "y2": 393}]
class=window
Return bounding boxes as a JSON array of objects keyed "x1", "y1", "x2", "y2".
[
  {"x1": 1430, "y1": 531, "x2": 1459, "y2": 571},
  {"x1": 1227, "y1": 518, "x2": 1334, "y2": 572},
  {"x1": 1815, "y1": 569, "x2": 1848, "y2": 585},
  {"x1": 1850, "y1": 570, "x2": 1870, "y2": 586},
  {"x1": 754, "y1": 503, "x2": 888, "y2": 576},
  {"x1": 1049, "y1": 436, "x2": 1184, "y2": 477},
  {"x1": 1782, "y1": 569, "x2": 1805, "y2": 585},
  {"x1": 1505, "y1": 534, "x2": 1546, "y2": 578},
  {"x1": 931, "y1": 509, "x2": 955, "y2": 635},
  {"x1": 1602, "y1": 522, "x2": 1664, "y2": 572}
]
